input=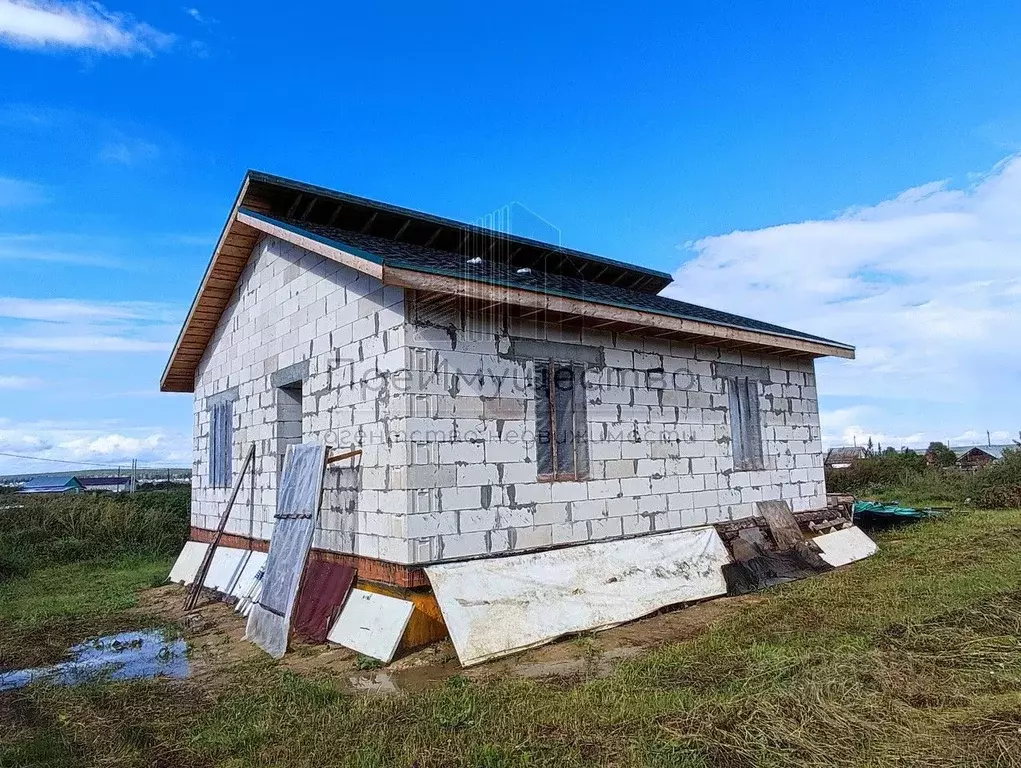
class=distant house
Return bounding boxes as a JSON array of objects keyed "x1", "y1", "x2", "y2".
[
  {"x1": 19, "y1": 475, "x2": 85, "y2": 494},
  {"x1": 825, "y1": 446, "x2": 867, "y2": 470},
  {"x1": 953, "y1": 445, "x2": 1015, "y2": 471},
  {"x1": 78, "y1": 476, "x2": 130, "y2": 492}
]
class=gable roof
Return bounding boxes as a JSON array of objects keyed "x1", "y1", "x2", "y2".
[
  {"x1": 825, "y1": 446, "x2": 867, "y2": 464},
  {"x1": 20, "y1": 474, "x2": 83, "y2": 492},
  {"x1": 953, "y1": 445, "x2": 1016, "y2": 460},
  {"x1": 161, "y1": 172, "x2": 855, "y2": 392}
]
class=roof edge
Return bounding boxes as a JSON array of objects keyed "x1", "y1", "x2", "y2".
[
  {"x1": 161, "y1": 173, "x2": 260, "y2": 392},
  {"x1": 384, "y1": 265, "x2": 856, "y2": 360},
  {"x1": 246, "y1": 169, "x2": 675, "y2": 286}
]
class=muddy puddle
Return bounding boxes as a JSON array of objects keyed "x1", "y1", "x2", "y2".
[{"x1": 0, "y1": 629, "x2": 189, "y2": 692}]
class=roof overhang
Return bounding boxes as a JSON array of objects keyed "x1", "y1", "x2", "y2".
[
  {"x1": 384, "y1": 266, "x2": 855, "y2": 360},
  {"x1": 162, "y1": 175, "x2": 854, "y2": 393}
]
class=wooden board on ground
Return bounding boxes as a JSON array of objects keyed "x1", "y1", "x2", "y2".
[{"x1": 756, "y1": 500, "x2": 804, "y2": 551}]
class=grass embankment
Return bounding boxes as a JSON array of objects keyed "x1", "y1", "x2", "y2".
[{"x1": 5, "y1": 508, "x2": 1021, "y2": 767}]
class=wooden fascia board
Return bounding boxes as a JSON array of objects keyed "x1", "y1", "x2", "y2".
[
  {"x1": 161, "y1": 203, "x2": 392, "y2": 393},
  {"x1": 383, "y1": 266, "x2": 855, "y2": 360},
  {"x1": 161, "y1": 176, "x2": 256, "y2": 393},
  {"x1": 236, "y1": 211, "x2": 384, "y2": 280}
]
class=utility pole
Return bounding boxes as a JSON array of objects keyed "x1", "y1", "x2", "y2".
[{"x1": 130, "y1": 459, "x2": 137, "y2": 494}]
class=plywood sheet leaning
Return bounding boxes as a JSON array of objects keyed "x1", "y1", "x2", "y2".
[
  {"x1": 813, "y1": 526, "x2": 878, "y2": 567},
  {"x1": 245, "y1": 443, "x2": 328, "y2": 659},
  {"x1": 168, "y1": 541, "x2": 211, "y2": 585},
  {"x1": 756, "y1": 499, "x2": 804, "y2": 551},
  {"x1": 426, "y1": 526, "x2": 731, "y2": 667},
  {"x1": 327, "y1": 588, "x2": 414, "y2": 663}
]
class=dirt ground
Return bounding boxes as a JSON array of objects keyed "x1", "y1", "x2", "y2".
[{"x1": 136, "y1": 585, "x2": 763, "y2": 694}]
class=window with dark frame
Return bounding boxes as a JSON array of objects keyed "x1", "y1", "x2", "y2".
[
  {"x1": 728, "y1": 376, "x2": 764, "y2": 471},
  {"x1": 208, "y1": 399, "x2": 234, "y2": 487},
  {"x1": 534, "y1": 361, "x2": 590, "y2": 481}
]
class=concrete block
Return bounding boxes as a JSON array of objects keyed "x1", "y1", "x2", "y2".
[
  {"x1": 534, "y1": 502, "x2": 570, "y2": 526},
  {"x1": 514, "y1": 525, "x2": 553, "y2": 550},
  {"x1": 440, "y1": 486, "x2": 481, "y2": 511},
  {"x1": 439, "y1": 532, "x2": 489, "y2": 559}
]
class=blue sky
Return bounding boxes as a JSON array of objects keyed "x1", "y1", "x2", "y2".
[{"x1": 1, "y1": 1, "x2": 1020, "y2": 473}]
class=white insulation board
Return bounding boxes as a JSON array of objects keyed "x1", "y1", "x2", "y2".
[
  {"x1": 203, "y1": 548, "x2": 250, "y2": 594},
  {"x1": 229, "y1": 551, "x2": 268, "y2": 600},
  {"x1": 327, "y1": 589, "x2": 414, "y2": 663},
  {"x1": 814, "y1": 526, "x2": 878, "y2": 567},
  {"x1": 427, "y1": 526, "x2": 731, "y2": 666},
  {"x1": 168, "y1": 542, "x2": 264, "y2": 597},
  {"x1": 168, "y1": 541, "x2": 209, "y2": 585}
]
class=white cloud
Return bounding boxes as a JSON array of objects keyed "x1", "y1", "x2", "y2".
[
  {"x1": 98, "y1": 136, "x2": 159, "y2": 165},
  {"x1": 0, "y1": 335, "x2": 170, "y2": 352},
  {"x1": 671, "y1": 154, "x2": 1021, "y2": 448},
  {"x1": 0, "y1": 176, "x2": 47, "y2": 206},
  {"x1": 0, "y1": 296, "x2": 176, "y2": 323},
  {"x1": 0, "y1": 419, "x2": 189, "y2": 473},
  {"x1": 0, "y1": 1, "x2": 174, "y2": 55},
  {"x1": 0, "y1": 374, "x2": 41, "y2": 389},
  {"x1": 0, "y1": 233, "x2": 127, "y2": 268},
  {"x1": 0, "y1": 296, "x2": 181, "y2": 356}
]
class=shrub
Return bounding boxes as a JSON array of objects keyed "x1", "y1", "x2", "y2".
[
  {"x1": 825, "y1": 446, "x2": 1021, "y2": 507},
  {"x1": 0, "y1": 488, "x2": 190, "y2": 581},
  {"x1": 826, "y1": 449, "x2": 928, "y2": 495}
]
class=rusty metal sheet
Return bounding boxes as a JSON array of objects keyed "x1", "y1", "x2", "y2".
[{"x1": 292, "y1": 561, "x2": 357, "y2": 643}]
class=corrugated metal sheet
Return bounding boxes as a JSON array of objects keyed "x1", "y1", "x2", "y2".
[
  {"x1": 245, "y1": 443, "x2": 327, "y2": 658},
  {"x1": 292, "y1": 561, "x2": 356, "y2": 643}
]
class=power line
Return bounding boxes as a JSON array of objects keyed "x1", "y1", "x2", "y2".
[
  {"x1": 0, "y1": 451, "x2": 181, "y2": 471},
  {"x1": 0, "y1": 451, "x2": 121, "y2": 468}
]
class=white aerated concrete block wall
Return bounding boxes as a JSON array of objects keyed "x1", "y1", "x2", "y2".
[
  {"x1": 191, "y1": 236, "x2": 827, "y2": 567},
  {"x1": 399, "y1": 301, "x2": 826, "y2": 564},
  {"x1": 192, "y1": 235, "x2": 410, "y2": 562}
]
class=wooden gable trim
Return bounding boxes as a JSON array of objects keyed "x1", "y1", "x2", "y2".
[
  {"x1": 161, "y1": 177, "x2": 271, "y2": 393},
  {"x1": 235, "y1": 210, "x2": 383, "y2": 281}
]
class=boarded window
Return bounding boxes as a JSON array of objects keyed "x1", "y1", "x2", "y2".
[
  {"x1": 535, "y1": 361, "x2": 589, "y2": 481},
  {"x1": 728, "y1": 376, "x2": 764, "y2": 470},
  {"x1": 209, "y1": 399, "x2": 234, "y2": 487}
]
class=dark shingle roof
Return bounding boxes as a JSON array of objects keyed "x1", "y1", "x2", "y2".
[
  {"x1": 243, "y1": 208, "x2": 853, "y2": 351},
  {"x1": 245, "y1": 171, "x2": 674, "y2": 294}
]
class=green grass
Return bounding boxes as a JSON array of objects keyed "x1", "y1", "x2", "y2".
[
  {"x1": 6, "y1": 510, "x2": 1021, "y2": 766},
  {"x1": 0, "y1": 489, "x2": 189, "y2": 581},
  {"x1": 0, "y1": 555, "x2": 173, "y2": 670}
]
